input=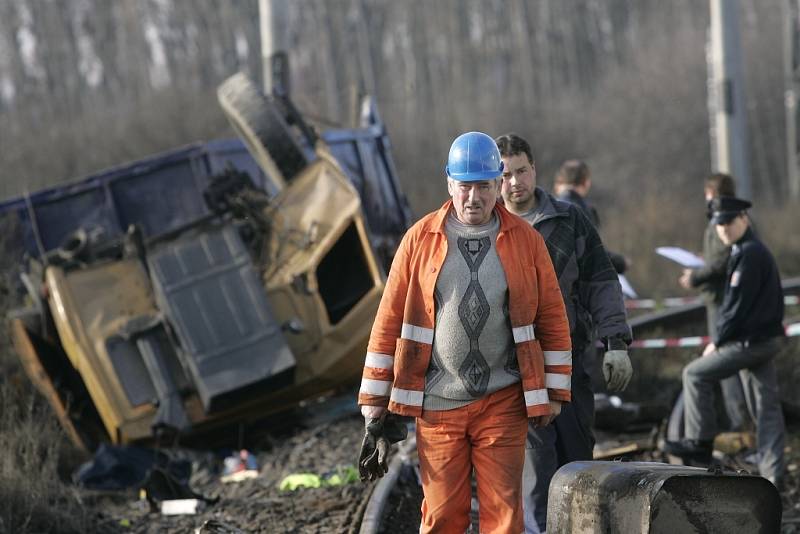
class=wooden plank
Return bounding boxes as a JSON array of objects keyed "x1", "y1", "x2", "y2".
[{"x1": 594, "y1": 440, "x2": 655, "y2": 460}]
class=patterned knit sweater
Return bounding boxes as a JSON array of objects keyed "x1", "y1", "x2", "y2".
[{"x1": 423, "y1": 212, "x2": 519, "y2": 410}]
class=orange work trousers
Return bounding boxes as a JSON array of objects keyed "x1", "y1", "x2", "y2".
[{"x1": 417, "y1": 383, "x2": 528, "y2": 534}]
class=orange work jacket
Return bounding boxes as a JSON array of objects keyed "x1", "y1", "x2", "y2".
[{"x1": 358, "y1": 200, "x2": 572, "y2": 418}]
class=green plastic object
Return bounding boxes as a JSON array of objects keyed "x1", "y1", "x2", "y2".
[{"x1": 279, "y1": 473, "x2": 322, "y2": 491}]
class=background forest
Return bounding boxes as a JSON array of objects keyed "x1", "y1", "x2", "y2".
[{"x1": 1, "y1": 0, "x2": 797, "y2": 298}]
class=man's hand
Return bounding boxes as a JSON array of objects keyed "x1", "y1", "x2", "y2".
[
  {"x1": 679, "y1": 268, "x2": 693, "y2": 290},
  {"x1": 357, "y1": 412, "x2": 407, "y2": 482},
  {"x1": 531, "y1": 401, "x2": 562, "y2": 428},
  {"x1": 702, "y1": 343, "x2": 716, "y2": 357},
  {"x1": 603, "y1": 350, "x2": 633, "y2": 391}
]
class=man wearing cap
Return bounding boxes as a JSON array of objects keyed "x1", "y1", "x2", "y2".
[
  {"x1": 665, "y1": 196, "x2": 786, "y2": 488},
  {"x1": 357, "y1": 131, "x2": 572, "y2": 533},
  {"x1": 495, "y1": 134, "x2": 632, "y2": 534},
  {"x1": 676, "y1": 173, "x2": 749, "y2": 434}
]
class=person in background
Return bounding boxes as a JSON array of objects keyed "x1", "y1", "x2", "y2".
[
  {"x1": 496, "y1": 133, "x2": 632, "y2": 534},
  {"x1": 553, "y1": 159, "x2": 629, "y2": 274},
  {"x1": 665, "y1": 196, "x2": 786, "y2": 489},
  {"x1": 678, "y1": 172, "x2": 748, "y2": 432},
  {"x1": 358, "y1": 131, "x2": 572, "y2": 533}
]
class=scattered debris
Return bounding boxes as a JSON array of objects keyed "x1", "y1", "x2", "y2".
[
  {"x1": 593, "y1": 441, "x2": 654, "y2": 460},
  {"x1": 278, "y1": 465, "x2": 360, "y2": 491},
  {"x1": 142, "y1": 465, "x2": 216, "y2": 506},
  {"x1": 713, "y1": 431, "x2": 756, "y2": 455},
  {"x1": 221, "y1": 449, "x2": 259, "y2": 483},
  {"x1": 594, "y1": 393, "x2": 669, "y2": 432},
  {"x1": 279, "y1": 473, "x2": 322, "y2": 491},
  {"x1": 72, "y1": 443, "x2": 190, "y2": 491},
  {"x1": 194, "y1": 519, "x2": 247, "y2": 534},
  {"x1": 323, "y1": 465, "x2": 359, "y2": 486},
  {"x1": 160, "y1": 498, "x2": 205, "y2": 516}
]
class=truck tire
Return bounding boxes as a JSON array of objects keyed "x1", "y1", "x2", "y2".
[{"x1": 217, "y1": 72, "x2": 309, "y2": 192}]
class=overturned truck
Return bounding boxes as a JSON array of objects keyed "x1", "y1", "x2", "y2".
[{"x1": 4, "y1": 70, "x2": 411, "y2": 451}]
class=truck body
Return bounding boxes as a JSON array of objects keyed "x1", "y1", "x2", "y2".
[{"x1": 3, "y1": 73, "x2": 411, "y2": 450}]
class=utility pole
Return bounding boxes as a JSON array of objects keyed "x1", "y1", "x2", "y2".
[
  {"x1": 707, "y1": 0, "x2": 752, "y2": 199},
  {"x1": 259, "y1": 0, "x2": 288, "y2": 94},
  {"x1": 784, "y1": 0, "x2": 800, "y2": 200}
]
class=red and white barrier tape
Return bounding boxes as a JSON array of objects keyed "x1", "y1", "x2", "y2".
[
  {"x1": 625, "y1": 295, "x2": 799, "y2": 310},
  {"x1": 628, "y1": 322, "x2": 800, "y2": 349}
]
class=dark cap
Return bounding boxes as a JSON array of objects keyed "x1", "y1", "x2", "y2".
[{"x1": 708, "y1": 196, "x2": 752, "y2": 225}]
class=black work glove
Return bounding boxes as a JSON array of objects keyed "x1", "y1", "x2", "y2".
[{"x1": 358, "y1": 413, "x2": 408, "y2": 482}]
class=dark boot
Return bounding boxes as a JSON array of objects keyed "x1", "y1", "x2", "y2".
[{"x1": 663, "y1": 439, "x2": 713, "y2": 466}]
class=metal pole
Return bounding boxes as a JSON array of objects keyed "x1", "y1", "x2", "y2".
[
  {"x1": 259, "y1": 0, "x2": 274, "y2": 94},
  {"x1": 259, "y1": 0, "x2": 289, "y2": 95},
  {"x1": 23, "y1": 190, "x2": 48, "y2": 264},
  {"x1": 784, "y1": 0, "x2": 800, "y2": 200},
  {"x1": 708, "y1": 0, "x2": 752, "y2": 199}
]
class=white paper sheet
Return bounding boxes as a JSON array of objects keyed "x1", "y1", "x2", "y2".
[
  {"x1": 655, "y1": 246, "x2": 706, "y2": 269},
  {"x1": 617, "y1": 274, "x2": 638, "y2": 299}
]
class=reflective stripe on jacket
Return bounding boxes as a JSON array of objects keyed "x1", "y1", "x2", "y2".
[{"x1": 358, "y1": 200, "x2": 572, "y2": 418}]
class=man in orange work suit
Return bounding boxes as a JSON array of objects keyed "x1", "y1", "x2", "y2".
[{"x1": 357, "y1": 131, "x2": 572, "y2": 533}]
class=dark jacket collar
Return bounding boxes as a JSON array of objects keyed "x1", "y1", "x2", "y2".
[
  {"x1": 731, "y1": 226, "x2": 755, "y2": 254},
  {"x1": 555, "y1": 189, "x2": 588, "y2": 210},
  {"x1": 526, "y1": 187, "x2": 570, "y2": 225}
]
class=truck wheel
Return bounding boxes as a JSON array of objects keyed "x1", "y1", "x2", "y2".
[{"x1": 217, "y1": 72, "x2": 309, "y2": 192}]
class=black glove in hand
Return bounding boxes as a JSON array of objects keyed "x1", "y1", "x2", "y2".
[
  {"x1": 358, "y1": 425, "x2": 389, "y2": 481},
  {"x1": 358, "y1": 414, "x2": 408, "y2": 482}
]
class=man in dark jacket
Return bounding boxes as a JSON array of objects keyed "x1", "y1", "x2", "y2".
[
  {"x1": 553, "y1": 159, "x2": 628, "y2": 274},
  {"x1": 496, "y1": 134, "x2": 633, "y2": 533},
  {"x1": 665, "y1": 197, "x2": 786, "y2": 488}
]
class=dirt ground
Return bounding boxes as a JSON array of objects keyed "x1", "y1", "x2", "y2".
[
  {"x1": 87, "y1": 408, "x2": 371, "y2": 533},
  {"x1": 778, "y1": 427, "x2": 800, "y2": 533},
  {"x1": 83, "y1": 413, "x2": 800, "y2": 533}
]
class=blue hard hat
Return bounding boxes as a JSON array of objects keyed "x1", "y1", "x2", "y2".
[{"x1": 445, "y1": 131, "x2": 504, "y2": 182}]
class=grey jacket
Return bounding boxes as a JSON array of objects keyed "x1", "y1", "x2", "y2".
[{"x1": 525, "y1": 188, "x2": 631, "y2": 352}]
